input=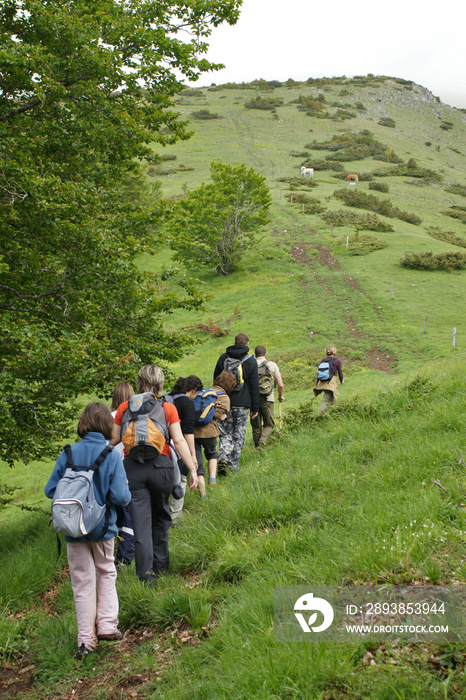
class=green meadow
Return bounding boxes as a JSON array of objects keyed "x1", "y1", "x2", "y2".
[{"x1": 1, "y1": 76, "x2": 465, "y2": 699}]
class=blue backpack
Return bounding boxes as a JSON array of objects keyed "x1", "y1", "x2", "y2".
[
  {"x1": 317, "y1": 357, "x2": 336, "y2": 382},
  {"x1": 193, "y1": 388, "x2": 226, "y2": 426}
]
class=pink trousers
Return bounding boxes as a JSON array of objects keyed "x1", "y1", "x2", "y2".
[{"x1": 66, "y1": 539, "x2": 119, "y2": 650}]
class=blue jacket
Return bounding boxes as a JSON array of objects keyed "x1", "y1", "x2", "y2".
[{"x1": 44, "y1": 432, "x2": 131, "y2": 542}]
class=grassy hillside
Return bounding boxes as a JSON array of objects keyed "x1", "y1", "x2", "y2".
[
  {"x1": 1, "y1": 76, "x2": 465, "y2": 699},
  {"x1": 145, "y1": 75, "x2": 465, "y2": 395}
]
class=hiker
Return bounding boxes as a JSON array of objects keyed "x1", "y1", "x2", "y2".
[
  {"x1": 168, "y1": 375, "x2": 204, "y2": 523},
  {"x1": 194, "y1": 371, "x2": 235, "y2": 486},
  {"x1": 313, "y1": 345, "x2": 344, "y2": 412},
  {"x1": 112, "y1": 365, "x2": 199, "y2": 585},
  {"x1": 213, "y1": 332, "x2": 260, "y2": 472},
  {"x1": 44, "y1": 402, "x2": 131, "y2": 660},
  {"x1": 251, "y1": 345, "x2": 284, "y2": 446},
  {"x1": 111, "y1": 382, "x2": 135, "y2": 567}
]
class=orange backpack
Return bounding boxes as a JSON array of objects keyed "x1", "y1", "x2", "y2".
[{"x1": 121, "y1": 393, "x2": 169, "y2": 463}]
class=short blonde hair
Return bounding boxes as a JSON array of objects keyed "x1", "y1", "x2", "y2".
[
  {"x1": 325, "y1": 345, "x2": 337, "y2": 356},
  {"x1": 137, "y1": 365, "x2": 165, "y2": 396}
]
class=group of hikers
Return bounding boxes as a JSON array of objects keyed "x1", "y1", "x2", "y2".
[{"x1": 44, "y1": 334, "x2": 343, "y2": 660}]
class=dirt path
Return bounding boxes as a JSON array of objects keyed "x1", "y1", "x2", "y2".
[{"x1": 287, "y1": 230, "x2": 397, "y2": 373}]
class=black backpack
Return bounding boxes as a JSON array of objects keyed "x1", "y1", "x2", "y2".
[
  {"x1": 317, "y1": 357, "x2": 336, "y2": 382},
  {"x1": 223, "y1": 354, "x2": 250, "y2": 392}
]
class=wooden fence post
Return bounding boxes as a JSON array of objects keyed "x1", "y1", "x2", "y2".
[
  {"x1": 453, "y1": 327, "x2": 457, "y2": 349},
  {"x1": 360, "y1": 256, "x2": 365, "y2": 270},
  {"x1": 391, "y1": 281, "x2": 394, "y2": 299},
  {"x1": 424, "y1": 313, "x2": 428, "y2": 333},
  {"x1": 346, "y1": 236, "x2": 349, "y2": 249}
]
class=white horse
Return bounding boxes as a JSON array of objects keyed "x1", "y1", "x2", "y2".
[{"x1": 300, "y1": 166, "x2": 314, "y2": 178}]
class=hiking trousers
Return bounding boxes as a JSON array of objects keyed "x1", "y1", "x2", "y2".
[
  {"x1": 218, "y1": 405, "x2": 249, "y2": 471},
  {"x1": 251, "y1": 396, "x2": 275, "y2": 446},
  {"x1": 124, "y1": 455, "x2": 174, "y2": 583},
  {"x1": 67, "y1": 538, "x2": 118, "y2": 651}
]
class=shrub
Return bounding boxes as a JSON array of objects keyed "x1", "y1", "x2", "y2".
[
  {"x1": 278, "y1": 176, "x2": 317, "y2": 190},
  {"x1": 444, "y1": 184, "x2": 466, "y2": 197},
  {"x1": 347, "y1": 233, "x2": 388, "y2": 255},
  {"x1": 369, "y1": 181, "x2": 389, "y2": 193},
  {"x1": 289, "y1": 193, "x2": 324, "y2": 214},
  {"x1": 190, "y1": 109, "x2": 222, "y2": 120},
  {"x1": 441, "y1": 207, "x2": 466, "y2": 224},
  {"x1": 180, "y1": 88, "x2": 205, "y2": 97},
  {"x1": 355, "y1": 102, "x2": 366, "y2": 110},
  {"x1": 305, "y1": 130, "x2": 402, "y2": 163},
  {"x1": 426, "y1": 228, "x2": 466, "y2": 249},
  {"x1": 378, "y1": 117, "x2": 396, "y2": 128},
  {"x1": 400, "y1": 251, "x2": 466, "y2": 270},
  {"x1": 322, "y1": 209, "x2": 394, "y2": 231},
  {"x1": 244, "y1": 96, "x2": 283, "y2": 110},
  {"x1": 333, "y1": 188, "x2": 421, "y2": 224}
]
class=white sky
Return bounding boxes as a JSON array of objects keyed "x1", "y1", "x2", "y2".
[{"x1": 199, "y1": 0, "x2": 466, "y2": 109}]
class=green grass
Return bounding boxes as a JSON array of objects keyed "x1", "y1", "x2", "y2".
[{"x1": 1, "y1": 76, "x2": 465, "y2": 698}]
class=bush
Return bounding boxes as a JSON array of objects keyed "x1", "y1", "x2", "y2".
[
  {"x1": 278, "y1": 177, "x2": 317, "y2": 190},
  {"x1": 180, "y1": 88, "x2": 205, "y2": 97},
  {"x1": 444, "y1": 184, "x2": 466, "y2": 197},
  {"x1": 400, "y1": 251, "x2": 466, "y2": 271},
  {"x1": 347, "y1": 233, "x2": 388, "y2": 255},
  {"x1": 441, "y1": 207, "x2": 466, "y2": 224},
  {"x1": 305, "y1": 130, "x2": 402, "y2": 163},
  {"x1": 333, "y1": 188, "x2": 421, "y2": 224},
  {"x1": 426, "y1": 228, "x2": 466, "y2": 249},
  {"x1": 244, "y1": 96, "x2": 283, "y2": 110},
  {"x1": 289, "y1": 193, "x2": 324, "y2": 214},
  {"x1": 322, "y1": 209, "x2": 394, "y2": 232},
  {"x1": 190, "y1": 109, "x2": 222, "y2": 120},
  {"x1": 369, "y1": 181, "x2": 389, "y2": 193},
  {"x1": 378, "y1": 117, "x2": 396, "y2": 128}
]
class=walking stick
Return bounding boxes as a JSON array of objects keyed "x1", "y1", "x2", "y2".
[{"x1": 279, "y1": 401, "x2": 282, "y2": 434}]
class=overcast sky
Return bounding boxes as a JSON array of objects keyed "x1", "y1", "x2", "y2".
[{"x1": 199, "y1": 0, "x2": 465, "y2": 109}]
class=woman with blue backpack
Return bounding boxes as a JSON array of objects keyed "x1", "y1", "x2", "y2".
[
  {"x1": 44, "y1": 402, "x2": 131, "y2": 660},
  {"x1": 313, "y1": 345, "x2": 344, "y2": 413},
  {"x1": 194, "y1": 371, "x2": 235, "y2": 486}
]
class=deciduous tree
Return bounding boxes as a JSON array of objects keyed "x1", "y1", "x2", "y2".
[
  {"x1": 167, "y1": 161, "x2": 271, "y2": 276},
  {"x1": 0, "y1": 0, "x2": 241, "y2": 464}
]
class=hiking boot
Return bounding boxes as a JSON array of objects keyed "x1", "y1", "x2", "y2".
[
  {"x1": 97, "y1": 630, "x2": 123, "y2": 641},
  {"x1": 76, "y1": 644, "x2": 93, "y2": 660}
]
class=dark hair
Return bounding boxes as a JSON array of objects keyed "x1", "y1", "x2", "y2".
[
  {"x1": 255, "y1": 345, "x2": 266, "y2": 357},
  {"x1": 77, "y1": 402, "x2": 114, "y2": 440},
  {"x1": 214, "y1": 371, "x2": 237, "y2": 394},
  {"x1": 185, "y1": 375, "x2": 203, "y2": 392},
  {"x1": 170, "y1": 376, "x2": 189, "y2": 395},
  {"x1": 111, "y1": 381, "x2": 134, "y2": 410},
  {"x1": 235, "y1": 332, "x2": 249, "y2": 346}
]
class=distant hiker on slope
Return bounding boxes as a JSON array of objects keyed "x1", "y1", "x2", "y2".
[{"x1": 313, "y1": 345, "x2": 344, "y2": 412}]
